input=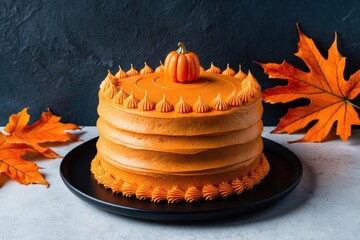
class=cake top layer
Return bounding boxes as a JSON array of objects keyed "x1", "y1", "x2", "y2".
[{"x1": 98, "y1": 43, "x2": 261, "y2": 117}]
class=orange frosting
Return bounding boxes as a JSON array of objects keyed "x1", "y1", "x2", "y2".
[
  {"x1": 212, "y1": 93, "x2": 228, "y2": 111},
  {"x1": 126, "y1": 64, "x2": 139, "y2": 76},
  {"x1": 138, "y1": 91, "x2": 155, "y2": 111},
  {"x1": 155, "y1": 61, "x2": 164, "y2": 73},
  {"x1": 206, "y1": 62, "x2": 221, "y2": 73},
  {"x1": 174, "y1": 95, "x2": 192, "y2": 113},
  {"x1": 91, "y1": 153, "x2": 270, "y2": 203},
  {"x1": 115, "y1": 66, "x2": 128, "y2": 79},
  {"x1": 222, "y1": 64, "x2": 235, "y2": 76},
  {"x1": 140, "y1": 62, "x2": 154, "y2": 75},
  {"x1": 234, "y1": 65, "x2": 247, "y2": 80}
]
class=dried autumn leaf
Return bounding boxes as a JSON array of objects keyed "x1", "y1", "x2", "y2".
[
  {"x1": 4, "y1": 108, "x2": 80, "y2": 158},
  {"x1": 257, "y1": 25, "x2": 360, "y2": 142},
  {"x1": 0, "y1": 107, "x2": 80, "y2": 187},
  {"x1": 0, "y1": 133, "x2": 48, "y2": 186}
]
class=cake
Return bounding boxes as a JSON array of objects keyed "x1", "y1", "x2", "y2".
[{"x1": 91, "y1": 43, "x2": 269, "y2": 203}]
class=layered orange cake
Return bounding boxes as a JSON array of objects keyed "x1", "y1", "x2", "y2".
[{"x1": 91, "y1": 43, "x2": 269, "y2": 203}]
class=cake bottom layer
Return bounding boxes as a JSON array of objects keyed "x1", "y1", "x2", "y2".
[{"x1": 91, "y1": 153, "x2": 270, "y2": 203}]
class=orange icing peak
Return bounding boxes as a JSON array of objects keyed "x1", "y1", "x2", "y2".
[
  {"x1": 104, "y1": 82, "x2": 118, "y2": 99},
  {"x1": 218, "y1": 181, "x2": 234, "y2": 198},
  {"x1": 175, "y1": 95, "x2": 192, "y2": 113},
  {"x1": 121, "y1": 182, "x2": 138, "y2": 197},
  {"x1": 222, "y1": 63, "x2": 235, "y2": 76},
  {"x1": 136, "y1": 185, "x2": 153, "y2": 200},
  {"x1": 212, "y1": 93, "x2": 228, "y2": 111},
  {"x1": 124, "y1": 90, "x2": 139, "y2": 109},
  {"x1": 152, "y1": 187, "x2": 167, "y2": 202},
  {"x1": 184, "y1": 186, "x2": 203, "y2": 202},
  {"x1": 237, "y1": 88, "x2": 249, "y2": 103},
  {"x1": 155, "y1": 61, "x2": 165, "y2": 73},
  {"x1": 167, "y1": 186, "x2": 185, "y2": 203},
  {"x1": 115, "y1": 66, "x2": 128, "y2": 79},
  {"x1": 231, "y1": 178, "x2": 244, "y2": 195},
  {"x1": 241, "y1": 175, "x2": 254, "y2": 190},
  {"x1": 155, "y1": 94, "x2": 174, "y2": 112},
  {"x1": 113, "y1": 87, "x2": 129, "y2": 105},
  {"x1": 226, "y1": 90, "x2": 242, "y2": 107},
  {"x1": 199, "y1": 65, "x2": 205, "y2": 72},
  {"x1": 126, "y1": 64, "x2": 140, "y2": 77},
  {"x1": 202, "y1": 184, "x2": 220, "y2": 201},
  {"x1": 193, "y1": 95, "x2": 210, "y2": 113},
  {"x1": 234, "y1": 65, "x2": 247, "y2": 80},
  {"x1": 242, "y1": 71, "x2": 261, "y2": 98},
  {"x1": 206, "y1": 62, "x2": 221, "y2": 74},
  {"x1": 138, "y1": 91, "x2": 155, "y2": 111},
  {"x1": 140, "y1": 62, "x2": 154, "y2": 75}
]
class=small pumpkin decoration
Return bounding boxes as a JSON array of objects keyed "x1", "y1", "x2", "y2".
[{"x1": 164, "y1": 42, "x2": 200, "y2": 83}]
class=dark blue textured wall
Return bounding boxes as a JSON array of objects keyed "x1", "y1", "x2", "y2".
[{"x1": 1, "y1": 0, "x2": 360, "y2": 125}]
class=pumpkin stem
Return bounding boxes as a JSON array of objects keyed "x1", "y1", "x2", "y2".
[{"x1": 177, "y1": 42, "x2": 188, "y2": 54}]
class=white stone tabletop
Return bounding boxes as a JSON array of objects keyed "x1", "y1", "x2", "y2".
[{"x1": 1, "y1": 126, "x2": 359, "y2": 240}]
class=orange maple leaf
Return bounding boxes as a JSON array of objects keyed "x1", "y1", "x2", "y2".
[
  {"x1": 4, "y1": 108, "x2": 80, "y2": 158},
  {"x1": 257, "y1": 25, "x2": 360, "y2": 142},
  {"x1": 0, "y1": 108, "x2": 80, "y2": 186},
  {"x1": 0, "y1": 133, "x2": 48, "y2": 186}
]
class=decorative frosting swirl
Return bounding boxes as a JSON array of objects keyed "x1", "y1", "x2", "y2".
[
  {"x1": 231, "y1": 178, "x2": 244, "y2": 195},
  {"x1": 155, "y1": 61, "x2": 164, "y2": 73},
  {"x1": 184, "y1": 186, "x2": 203, "y2": 202},
  {"x1": 155, "y1": 94, "x2": 174, "y2": 112},
  {"x1": 115, "y1": 66, "x2": 128, "y2": 79},
  {"x1": 206, "y1": 62, "x2": 221, "y2": 74},
  {"x1": 199, "y1": 65, "x2": 205, "y2": 72},
  {"x1": 151, "y1": 187, "x2": 167, "y2": 202},
  {"x1": 111, "y1": 179, "x2": 124, "y2": 193},
  {"x1": 249, "y1": 167, "x2": 263, "y2": 185},
  {"x1": 174, "y1": 95, "x2": 192, "y2": 113},
  {"x1": 242, "y1": 71, "x2": 261, "y2": 98},
  {"x1": 241, "y1": 175, "x2": 254, "y2": 190},
  {"x1": 138, "y1": 91, "x2": 155, "y2": 111},
  {"x1": 121, "y1": 182, "x2": 137, "y2": 197},
  {"x1": 136, "y1": 185, "x2": 153, "y2": 200},
  {"x1": 96, "y1": 169, "x2": 114, "y2": 190},
  {"x1": 91, "y1": 155, "x2": 270, "y2": 203},
  {"x1": 100, "y1": 71, "x2": 112, "y2": 91},
  {"x1": 226, "y1": 90, "x2": 242, "y2": 107},
  {"x1": 202, "y1": 184, "x2": 220, "y2": 201},
  {"x1": 126, "y1": 64, "x2": 140, "y2": 76},
  {"x1": 124, "y1": 91, "x2": 139, "y2": 109},
  {"x1": 237, "y1": 88, "x2": 249, "y2": 103},
  {"x1": 222, "y1": 63, "x2": 235, "y2": 76},
  {"x1": 104, "y1": 82, "x2": 118, "y2": 99},
  {"x1": 212, "y1": 93, "x2": 228, "y2": 111},
  {"x1": 140, "y1": 62, "x2": 154, "y2": 75},
  {"x1": 218, "y1": 181, "x2": 234, "y2": 198},
  {"x1": 113, "y1": 87, "x2": 129, "y2": 105},
  {"x1": 193, "y1": 96, "x2": 210, "y2": 113},
  {"x1": 167, "y1": 186, "x2": 185, "y2": 203},
  {"x1": 234, "y1": 65, "x2": 247, "y2": 80}
]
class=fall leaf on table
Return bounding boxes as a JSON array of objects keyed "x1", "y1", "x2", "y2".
[
  {"x1": 0, "y1": 108, "x2": 80, "y2": 187},
  {"x1": 257, "y1": 24, "x2": 360, "y2": 143}
]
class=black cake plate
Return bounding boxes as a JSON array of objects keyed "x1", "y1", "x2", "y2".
[{"x1": 60, "y1": 137, "x2": 302, "y2": 222}]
